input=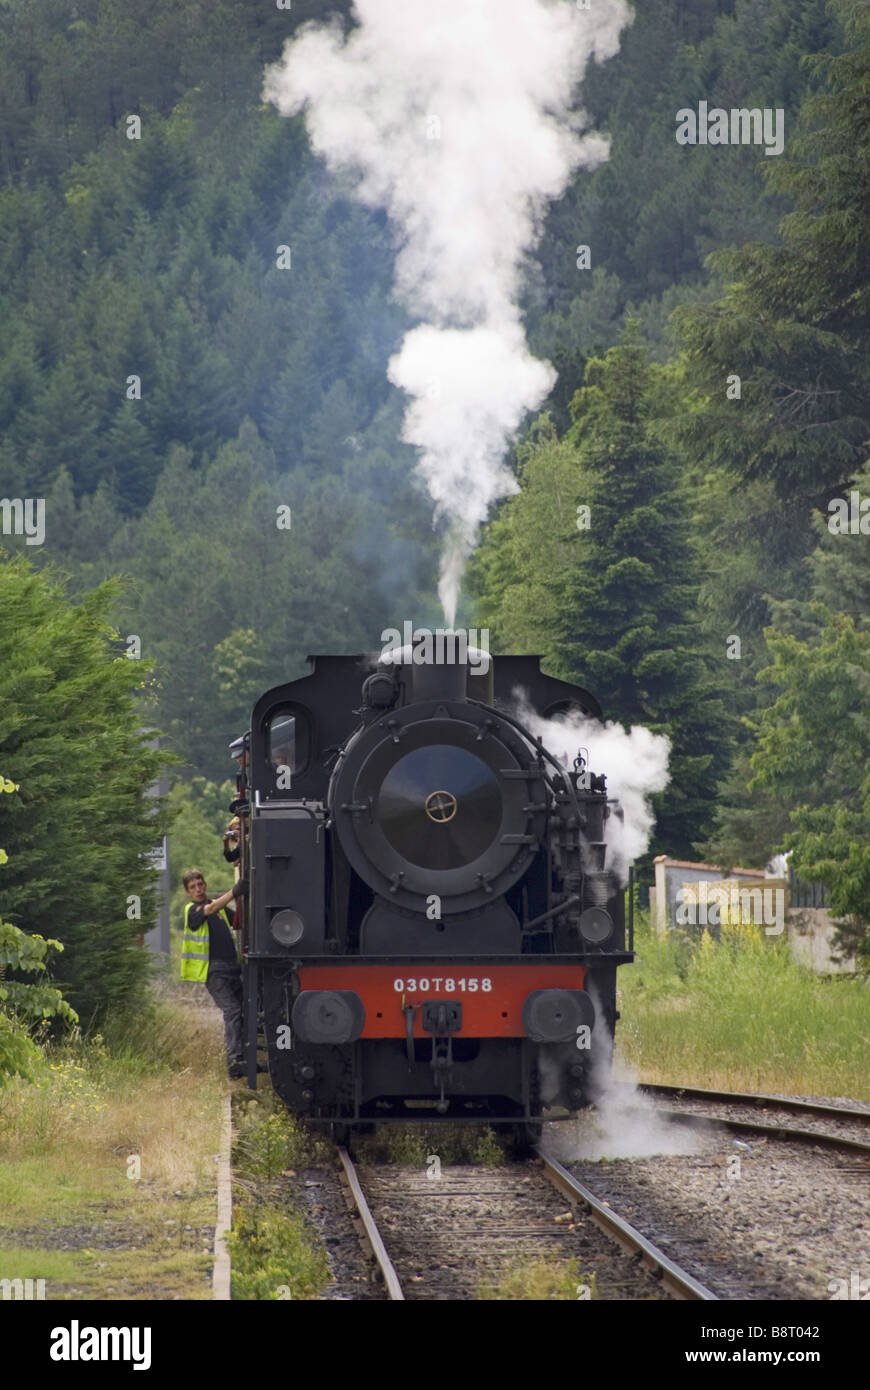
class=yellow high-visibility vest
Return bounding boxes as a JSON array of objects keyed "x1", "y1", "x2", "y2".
[{"x1": 181, "y1": 900, "x2": 235, "y2": 981}]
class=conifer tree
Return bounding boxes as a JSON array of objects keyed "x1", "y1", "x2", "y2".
[
  {"x1": 749, "y1": 612, "x2": 870, "y2": 967},
  {"x1": 0, "y1": 556, "x2": 169, "y2": 1026},
  {"x1": 701, "y1": 458, "x2": 870, "y2": 918},
  {"x1": 474, "y1": 333, "x2": 731, "y2": 859},
  {"x1": 674, "y1": 0, "x2": 870, "y2": 505}
]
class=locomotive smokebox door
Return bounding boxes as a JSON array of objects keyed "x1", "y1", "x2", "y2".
[{"x1": 328, "y1": 702, "x2": 548, "y2": 917}]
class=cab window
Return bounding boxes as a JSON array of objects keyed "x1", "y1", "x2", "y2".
[{"x1": 266, "y1": 706, "x2": 310, "y2": 777}]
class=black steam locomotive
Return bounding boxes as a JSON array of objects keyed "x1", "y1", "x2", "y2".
[{"x1": 238, "y1": 638, "x2": 633, "y2": 1137}]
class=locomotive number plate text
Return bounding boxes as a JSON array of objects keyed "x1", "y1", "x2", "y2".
[
  {"x1": 393, "y1": 976, "x2": 492, "y2": 993},
  {"x1": 297, "y1": 963, "x2": 587, "y2": 1037}
]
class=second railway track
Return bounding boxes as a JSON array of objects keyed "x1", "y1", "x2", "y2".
[
  {"x1": 640, "y1": 1082, "x2": 870, "y2": 1128},
  {"x1": 336, "y1": 1145, "x2": 715, "y2": 1301},
  {"x1": 636, "y1": 1083, "x2": 870, "y2": 1158}
]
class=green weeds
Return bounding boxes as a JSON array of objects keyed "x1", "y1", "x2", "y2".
[
  {"x1": 228, "y1": 1092, "x2": 330, "y2": 1301},
  {"x1": 620, "y1": 914, "x2": 870, "y2": 1097},
  {"x1": 355, "y1": 1122, "x2": 506, "y2": 1166},
  {"x1": 478, "y1": 1258, "x2": 597, "y2": 1300}
]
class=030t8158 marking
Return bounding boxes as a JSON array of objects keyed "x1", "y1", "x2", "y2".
[{"x1": 393, "y1": 977, "x2": 493, "y2": 993}]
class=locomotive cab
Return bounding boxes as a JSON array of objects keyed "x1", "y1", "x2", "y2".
[{"x1": 244, "y1": 640, "x2": 633, "y2": 1129}]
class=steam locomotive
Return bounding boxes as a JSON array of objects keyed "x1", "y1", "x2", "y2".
[{"x1": 238, "y1": 638, "x2": 634, "y2": 1137}]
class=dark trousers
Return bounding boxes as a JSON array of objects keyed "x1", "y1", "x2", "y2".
[{"x1": 206, "y1": 961, "x2": 244, "y2": 1069}]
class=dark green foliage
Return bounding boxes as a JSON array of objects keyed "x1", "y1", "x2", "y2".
[
  {"x1": 0, "y1": 557, "x2": 169, "y2": 1025},
  {"x1": 0, "y1": 772, "x2": 78, "y2": 1082},
  {"x1": 0, "y1": 41, "x2": 408, "y2": 513},
  {"x1": 528, "y1": 0, "x2": 840, "y2": 425},
  {"x1": 705, "y1": 460, "x2": 870, "y2": 956},
  {"x1": 472, "y1": 334, "x2": 732, "y2": 859},
  {"x1": 36, "y1": 420, "x2": 437, "y2": 780},
  {"x1": 674, "y1": 0, "x2": 870, "y2": 506},
  {"x1": 0, "y1": 0, "x2": 438, "y2": 781},
  {"x1": 750, "y1": 612, "x2": 870, "y2": 965},
  {"x1": 0, "y1": 0, "x2": 866, "y2": 934},
  {"x1": 0, "y1": 0, "x2": 838, "y2": 523},
  {"x1": 685, "y1": 5, "x2": 870, "y2": 898}
]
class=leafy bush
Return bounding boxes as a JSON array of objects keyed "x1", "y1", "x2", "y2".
[{"x1": 0, "y1": 770, "x2": 77, "y2": 1082}]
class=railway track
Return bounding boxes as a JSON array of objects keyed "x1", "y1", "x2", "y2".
[
  {"x1": 321, "y1": 1087, "x2": 869, "y2": 1301},
  {"x1": 336, "y1": 1145, "x2": 716, "y2": 1301},
  {"x1": 641, "y1": 1082, "x2": 870, "y2": 1128},
  {"x1": 545, "y1": 1084, "x2": 870, "y2": 1299},
  {"x1": 637, "y1": 1083, "x2": 870, "y2": 1159}
]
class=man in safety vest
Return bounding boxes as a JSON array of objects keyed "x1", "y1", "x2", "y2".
[{"x1": 181, "y1": 868, "x2": 248, "y2": 1078}]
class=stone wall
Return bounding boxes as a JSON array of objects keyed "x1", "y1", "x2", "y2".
[{"x1": 786, "y1": 907, "x2": 856, "y2": 974}]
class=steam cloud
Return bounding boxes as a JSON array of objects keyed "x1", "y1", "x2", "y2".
[
  {"x1": 263, "y1": 0, "x2": 632, "y2": 623},
  {"x1": 546, "y1": 1064, "x2": 705, "y2": 1160},
  {"x1": 515, "y1": 695, "x2": 671, "y2": 884}
]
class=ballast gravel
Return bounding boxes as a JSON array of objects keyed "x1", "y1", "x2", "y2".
[
  {"x1": 546, "y1": 1099, "x2": 870, "y2": 1300},
  {"x1": 288, "y1": 1165, "x2": 384, "y2": 1299}
]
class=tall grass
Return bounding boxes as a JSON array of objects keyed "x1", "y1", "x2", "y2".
[
  {"x1": 0, "y1": 992, "x2": 225, "y2": 1195},
  {"x1": 619, "y1": 914, "x2": 870, "y2": 1099},
  {"x1": 0, "y1": 987, "x2": 227, "y2": 1298}
]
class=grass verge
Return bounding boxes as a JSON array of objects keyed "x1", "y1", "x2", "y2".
[
  {"x1": 0, "y1": 981, "x2": 226, "y2": 1299},
  {"x1": 618, "y1": 914, "x2": 870, "y2": 1098}
]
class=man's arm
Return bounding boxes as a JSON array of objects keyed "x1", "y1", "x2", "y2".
[
  {"x1": 187, "y1": 885, "x2": 241, "y2": 931},
  {"x1": 203, "y1": 887, "x2": 237, "y2": 917}
]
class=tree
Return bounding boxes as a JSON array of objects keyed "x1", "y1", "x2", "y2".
[
  {"x1": 674, "y1": 0, "x2": 870, "y2": 507},
  {"x1": 473, "y1": 332, "x2": 731, "y2": 859},
  {"x1": 666, "y1": 3, "x2": 870, "y2": 875},
  {"x1": 700, "y1": 456, "x2": 870, "y2": 878},
  {"x1": 0, "y1": 771, "x2": 77, "y2": 1083},
  {"x1": 530, "y1": 0, "x2": 838, "y2": 427},
  {"x1": 0, "y1": 556, "x2": 169, "y2": 1025},
  {"x1": 749, "y1": 612, "x2": 870, "y2": 967},
  {"x1": 211, "y1": 628, "x2": 271, "y2": 747},
  {"x1": 166, "y1": 777, "x2": 236, "y2": 930}
]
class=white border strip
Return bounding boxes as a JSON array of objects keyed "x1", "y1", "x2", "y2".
[{"x1": 213, "y1": 1093, "x2": 233, "y2": 1300}]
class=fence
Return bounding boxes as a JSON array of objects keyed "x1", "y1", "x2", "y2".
[{"x1": 788, "y1": 870, "x2": 831, "y2": 910}]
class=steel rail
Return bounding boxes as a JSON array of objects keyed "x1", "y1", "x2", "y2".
[
  {"x1": 535, "y1": 1148, "x2": 718, "y2": 1301},
  {"x1": 639, "y1": 1082, "x2": 870, "y2": 1126},
  {"x1": 337, "y1": 1147, "x2": 405, "y2": 1300},
  {"x1": 658, "y1": 1109, "x2": 870, "y2": 1158}
]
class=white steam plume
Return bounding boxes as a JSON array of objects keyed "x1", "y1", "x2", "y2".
[
  {"x1": 263, "y1": 0, "x2": 632, "y2": 623},
  {"x1": 546, "y1": 1065, "x2": 705, "y2": 1160},
  {"x1": 514, "y1": 694, "x2": 671, "y2": 885}
]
